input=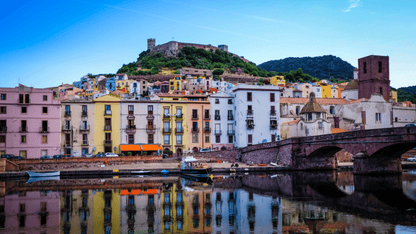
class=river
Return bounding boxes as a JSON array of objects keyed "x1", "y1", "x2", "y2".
[{"x1": 1, "y1": 170, "x2": 416, "y2": 234}]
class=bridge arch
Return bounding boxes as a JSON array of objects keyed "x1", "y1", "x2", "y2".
[
  {"x1": 370, "y1": 142, "x2": 416, "y2": 158},
  {"x1": 307, "y1": 146, "x2": 343, "y2": 158}
]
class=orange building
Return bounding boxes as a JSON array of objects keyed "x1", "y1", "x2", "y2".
[{"x1": 186, "y1": 98, "x2": 212, "y2": 152}]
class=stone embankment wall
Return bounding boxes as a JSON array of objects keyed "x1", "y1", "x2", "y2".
[
  {"x1": 191, "y1": 149, "x2": 239, "y2": 163},
  {"x1": 0, "y1": 159, "x2": 20, "y2": 172},
  {"x1": 16, "y1": 156, "x2": 162, "y2": 171}
]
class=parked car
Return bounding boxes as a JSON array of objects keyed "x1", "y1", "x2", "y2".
[
  {"x1": 405, "y1": 124, "x2": 416, "y2": 127},
  {"x1": 53, "y1": 155, "x2": 63, "y2": 159},
  {"x1": 11, "y1": 156, "x2": 24, "y2": 160},
  {"x1": 105, "y1": 153, "x2": 119, "y2": 157},
  {"x1": 1, "y1": 154, "x2": 15, "y2": 159},
  {"x1": 95, "y1": 153, "x2": 106, "y2": 157},
  {"x1": 200, "y1": 148, "x2": 211, "y2": 153},
  {"x1": 407, "y1": 157, "x2": 416, "y2": 162},
  {"x1": 40, "y1": 155, "x2": 53, "y2": 159},
  {"x1": 64, "y1": 155, "x2": 74, "y2": 158},
  {"x1": 83, "y1": 153, "x2": 93, "y2": 158}
]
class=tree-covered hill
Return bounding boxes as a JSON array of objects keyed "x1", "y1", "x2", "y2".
[
  {"x1": 258, "y1": 55, "x2": 355, "y2": 80},
  {"x1": 397, "y1": 85, "x2": 416, "y2": 103}
]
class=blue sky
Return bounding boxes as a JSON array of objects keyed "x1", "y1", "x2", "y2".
[{"x1": 0, "y1": 0, "x2": 415, "y2": 88}]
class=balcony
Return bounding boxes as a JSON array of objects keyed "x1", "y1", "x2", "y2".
[
  {"x1": 204, "y1": 114, "x2": 210, "y2": 120},
  {"x1": 192, "y1": 115, "x2": 199, "y2": 120},
  {"x1": 39, "y1": 127, "x2": 49, "y2": 133},
  {"x1": 81, "y1": 111, "x2": 88, "y2": 117},
  {"x1": 247, "y1": 110, "x2": 254, "y2": 116},
  {"x1": 247, "y1": 121, "x2": 255, "y2": 129},
  {"x1": 175, "y1": 142, "x2": 183, "y2": 147},
  {"x1": 270, "y1": 110, "x2": 277, "y2": 116},
  {"x1": 227, "y1": 130, "x2": 235, "y2": 135},
  {"x1": 18, "y1": 99, "x2": 30, "y2": 104},
  {"x1": 0, "y1": 126, "x2": 7, "y2": 133},
  {"x1": 19, "y1": 127, "x2": 28, "y2": 132},
  {"x1": 192, "y1": 127, "x2": 199, "y2": 133},
  {"x1": 146, "y1": 114, "x2": 154, "y2": 120},
  {"x1": 146, "y1": 125, "x2": 155, "y2": 133},
  {"x1": 270, "y1": 124, "x2": 278, "y2": 130},
  {"x1": 62, "y1": 125, "x2": 72, "y2": 131},
  {"x1": 63, "y1": 141, "x2": 72, "y2": 148},
  {"x1": 104, "y1": 110, "x2": 112, "y2": 116},
  {"x1": 104, "y1": 125, "x2": 112, "y2": 131},
  {"x1": 175, "y1": 113, "x2": 183, "y2": 120},
  {"x1": 204, "y1": 127, "x2": 211, "y2": 132},
  {"x1": 80, "y1": 125, "x2": 90, "y2": 131},
  {"x1": 81, "y1": 140, "x2": 89, "y2": 146},
  {"x1": 163, "y1": 114, "x2": 170, "y2": 120},
  {"x1": 175, "y1": 127, "x2": 183, "y2": 133},
  {"x1": 228, "y1": 115, "x2": 234, "y2": 121},
  {"x1": 64, "y1": 111, "x2": 71, "y2": 117},
  {"x1": 127, "y1": 114, "x2": 135, "y2": 120},
  {"x1": 214, "y1": 115, "x2": 220, "y2": 120},
  {"x1": 214, "y1": 130, "x2": 222, "y2": 135},
  {"x1": 126, "y1": 125, "x2": 136, "y2": 133},
  {"x1": 104, "y1": 140, "x2": 112, "y2": 146},
  {"x1": 163, "y1": 128, "x2": 171, "y2": 133}
]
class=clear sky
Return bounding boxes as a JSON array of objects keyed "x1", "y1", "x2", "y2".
[{"x1": 0, "y1": 0, "x2": 415, "y2": 89}]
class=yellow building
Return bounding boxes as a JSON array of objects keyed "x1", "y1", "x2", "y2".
[
  {"x1": 169, "y1": 76, "x2": 182, "y2": 93},
  {"x1": 116, "y1": 79, "x2": 131, "y2": 93},
  {"x1": 94, "y1": 190, "x2": 121, "y2": 234},
  {"x1": 160, "y1": 95, "x2": 188, "y2": 156},
  {"x1": 270, "y1": 75, "x2": 286, "y2": 86},
  {"x1": 321, "y1": 84, "x2": 332, "y2": 98},
  {"x1": 94, "y1": 95, "x2": 121, "y2": 154},
  {"x1": 390, "y1": 90, "x2": 398, "y2": 102}
]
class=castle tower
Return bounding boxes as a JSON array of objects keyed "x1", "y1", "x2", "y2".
[
  {"x1": 147, "y1": 38, "x2": 155, "y2": 51},
  {"x1": 358, "y1": 55, "x2": 390, "y2": 101},
  {"x1": 218, "y1": 44, "x2": 228, "y2": 52}
]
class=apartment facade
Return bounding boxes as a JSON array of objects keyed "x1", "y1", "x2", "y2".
[
  {"x1": 94, "y1": 95, "x2": 121, "y2": 154},
  {"x1": 120, "y1": 100, "x2": 162, "y2": 155},
  {"x1": 186, "y1": 100, "x2": 211, "y2": 152},
  {"x1": 0, "y1": 85, "x2": 61, "y2": 158},
  {"x1": 210, "y1": 92, "x2": 236, "y2": 150},
  {"x1": 61, "y1": 100, "x2": 95, "y2": 156}
]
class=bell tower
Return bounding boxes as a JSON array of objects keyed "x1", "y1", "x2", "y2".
[{"x1": 358, "y1": 55, "x2": 390, "y2": 101}]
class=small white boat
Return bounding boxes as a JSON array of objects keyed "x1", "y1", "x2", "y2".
[{"x1": 26, "y1": 171, "x2": 60, "y2": 177}]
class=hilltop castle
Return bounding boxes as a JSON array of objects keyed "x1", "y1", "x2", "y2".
[{"x1": 147, "y1": 38, "x2": 249, "y2": 62}]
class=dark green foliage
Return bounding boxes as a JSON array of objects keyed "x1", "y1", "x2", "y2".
[
  {"x1": 213, "y1": 68, "x2": 224, "y2": 76},
  {"x1": 269, "y1": 68, "x2": 319, "y2": 83},
  {"x1": 397, "y1": 85, "x2": 416, "y2": 103}
]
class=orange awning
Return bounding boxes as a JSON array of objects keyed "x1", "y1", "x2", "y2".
[
  {"x1": 120, "y1": 189, "x2": 159, "y2": 195},
  {"x1": 120, "y1": 144, "x2": 162, "y2": 152}
]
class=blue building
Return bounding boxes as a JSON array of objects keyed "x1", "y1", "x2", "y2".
[{"x1": 106, "y1": 77, "x2": 116, "y2": 92}]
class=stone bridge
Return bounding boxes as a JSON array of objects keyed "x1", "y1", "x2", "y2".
[{"x1": 241, "y1": 126, "x2": 416, "y2": 174}]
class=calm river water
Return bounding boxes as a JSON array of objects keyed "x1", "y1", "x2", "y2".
[{"x1": 2, "y1": 170, "x2": 416, "y2": 234}]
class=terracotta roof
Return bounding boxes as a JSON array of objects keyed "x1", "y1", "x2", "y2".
[
  {"x1": 300, "y1": 93, "x2": 326, "y2": 113},
  {"x1": 282, "y1": 119, "x2": 300, "y2": 125},
  {"x1": 343, "y1": 79, "x2": 358, "y2": 90},
  {"x1": 280, "y1": 97, "x2": 351, "y2": 105},
  {"x1": 331, "y1": 128, "x2": 349, "y2": 133}
]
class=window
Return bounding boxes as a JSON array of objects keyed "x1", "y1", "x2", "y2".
[
  {"x1": 215, "y1": 99, "x2": 219, "y2": 104},
  {"x1": 128, "y1": 134, "x2": 134, "y2": 144},
  {"x1": 363, "y1": 62, "x2": 367, "y2": 74},
  {"x1": 228, "y1": 99, "x2": 233, "y2": 104},
  {"x1": 270, "y1": 93, "x2": 275, "y2": 102},
  {"x1": 247, "y1": 92, "x2": 252, "y2": 102},
  {"x1": 0, "y1": 135, "x2": 5, "y2": 143},
  {"x1": 19, "y1": 151, "x2": 27, "y2": 158},
  {"x1": 376, "y1": 113, "x2": 381, "y2": 122},
  {"x1": 0, "y1": 107, "x2": 5, "y2": 114},
  {"x1": 192, "y1": 133, "x2": 198, "y2": 143},
  {"x1": 42, "y1": 120, "x2": 48, "y2": 132},
  {"x1": 128, "y1": 105, "x2": 134, "y2": 114},
  {"x1": 0, "y1": 94, "x2": 5, "y2": 100},
  {"x1": 21, "y1": 120, "x2": 27, "y2": 132},
  {"x1": 215, "y1": 110, "x2": 220, "y2": 120},
  {"x1": 21, "y1": 106, "x2": 27, "y2": 113},
  {"x1": 330, "y1": 106, "x2": 335, "y2": 115},
  {"x1": 148, "y1": 105, "x2": 153, "y2": 114},
  {"x1": 379, "y1": 87, "x2": 383, "y2": 95},
  {"x1": 395, "y1": 117, "x2": 398, "y2": 122},
  {"x1": 300, "y1": 123, "x2": 303, "y2": 130},
  {"x1": 21, "y1": 135, "x2": 26, "y2": 143},
  {"x1": 215, "y1": 135, "x2": 220, "y2": 143},
  {"x1": 204, "y1": 109, "x2": 209, "y2": 119},
  {"x1": 192, "y1": 109, "x2": 198, "y2": 119},
  {"x1": 43, "y1": 95, "x2": 47, "y2": 101},
  {"x1": 318, "y1": 122, "x2": 323, "y2": 129},
  {"x1": 148, "y1": 134, "x2": 154, "y2": 144},
  {"x1": 42, "y1": 107, "x2": 48, "y2": 114},
  {"x1": 176, "y1": 134, "x2": 182, "y2": 144},
  {"x1": 164, "y1": 135, "x2": 170, "y2": 144},
  {"x1": 271, "y1": 134, "x2": 275, "y2": 142},
  {"x1": 248, "y1": 134, "x2": 252, "y2": 145},
  {"x1": 228, "y1": 135, "x2": 233, "y2": 143},
  {"x1": 378, "y1": 61, "x2": 382, "y2": 73},
  {"x1": 205, "y1": 134, "x2": 210, "y2": 143},
  {"x1": 42, "y1": 135, "x2": 47, "y2": 144}
]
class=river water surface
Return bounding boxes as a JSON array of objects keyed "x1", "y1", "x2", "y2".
[{"x1": 2, "y1": 170, "x2": 416, "y2": 234}]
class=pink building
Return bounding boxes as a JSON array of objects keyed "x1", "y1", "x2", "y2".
[
  {"x1": 0, "y1": 191, "x2": 60, "y2": 233},
  {"x1": 0, "y1": 85, "x2": 61, "y2": 158}
]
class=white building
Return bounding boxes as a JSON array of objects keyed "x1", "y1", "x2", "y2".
[
  {"x1": 392, "y1": 102, "x2": 416, "y2": 127},
  {"x1": 312, "y1": 85, "x2": 322, "y2": 98},
  {"x1": 129, "y1": 80, "x2": 141, "y2": 95},
  {"x1": 210, "y1": 92, "x2": 236, "y2": 150},
  {"x1": 341, "y1": 69, "x2": 359, "y2": 99},
  {"x1": 232, "y1": 85, "x2": 281, "y2": 147},
  {"x1": 120, "y1": 99, "x2": 162, "y2": 155}
]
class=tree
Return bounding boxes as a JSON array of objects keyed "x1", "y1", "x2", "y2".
[{"x1": 213, "y1": 68, "x2": 224, "y2": 76}]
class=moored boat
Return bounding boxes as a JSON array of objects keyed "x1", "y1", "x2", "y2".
[
  {"x1": 26, "y1": 171, "x2": 60, "y2": 177},
  {"x1": 180, "y1": 156, "x2": 212, "y2": 178},
  {"x1": 130, "y1": 170, "x2": 151, "y2": 175}
]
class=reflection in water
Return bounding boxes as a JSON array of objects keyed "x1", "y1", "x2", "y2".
[{"x1": 1, "y1": 171, "x2": 416, "y2": 233}]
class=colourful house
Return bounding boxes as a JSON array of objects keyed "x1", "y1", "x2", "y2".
[
  {"x1": 270, "y1": 75, "x2": 285, "y2": 86},
  {"x1": 169, "y1": 76, "x2": 182, "y2": 93},
  {"x1": 94, "y1": 95, "x2": 121, "y2": 154},
  {"x1": 321, "y1": 84, "x2": 332, "y2": 98}
]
